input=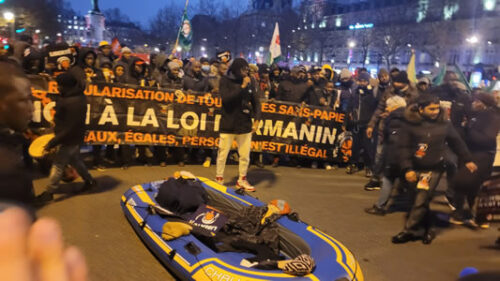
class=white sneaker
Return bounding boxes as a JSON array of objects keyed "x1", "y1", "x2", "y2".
[
  {"x1": 203, "y1": 157, "x2": 211, "y2": 168},
  {"x1": 236, "y1": 177, "x2": 255, "y2": 192},
  {"x1": 325, "y1": 164, "x2": 332, "y2": 170}
]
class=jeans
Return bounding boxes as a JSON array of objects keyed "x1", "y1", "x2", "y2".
[
  {"x1": 404, "y1": 170, "x2": 443, "y2": 237},
  {"x1": 376, "y1": 176, "x2": 396, "y2": 208},
  {"x1": 47, "y1": 144, "x2": 93, "y2": 192},
  {"x1": 216, "y1": 133, "x2": 252, "y2": 178}
]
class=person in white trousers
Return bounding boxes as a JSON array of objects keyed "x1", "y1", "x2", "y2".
[{"x1": 215, "y1": 58, "x2": 261, "y2": 191}]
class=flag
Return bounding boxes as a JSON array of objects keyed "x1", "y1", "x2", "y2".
[
  {"x1": 268, "y1": 22, "x2": 281, "y2": 65},
  {"x1": 432, "y1": 64, "x2": 447, "y2": 86},
  {"x1": 453, "y1": 63, "x2": 472, "y2": 92},
  {"x1": 111, "y1": 37, "x2": 121, "y2": 56},
  {"x1": 178, "y1": 11, "x2": 192, "y2": 52},
  {"x1": 407, "y1": 50, "x2": 417, "y2": 84}
]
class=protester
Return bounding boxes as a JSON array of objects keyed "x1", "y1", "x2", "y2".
[
  {"x1": 97, "y1": 40, "x2": 116, "y2": 67},
  {"x1": 336, "y1": 68, "x2": 355, "y2": 113},
  {"x1": 392, "y1": 94, "x2": 477, "y2": 244},
  {"x1": 0, "y1": 61, "x2": 36, "y2": 209},
  {"x1": 216, "y1": 58, "x2": 262, "y2": 192},
  {"x1": 450, "y1": 92, "x2": 500, "y2": 227},
  {"x1": 416, "y1": 77, "x2": 431, "y2": 95},
  {"x1": 36, "y1": 73, "x2": 97, "y2": 203},
  {"x1": 276, "y1": 66, "x2": 310, "y2": 103},
  {"x1": 183, "y1": 60, "x2": 209, "y2": 92}
]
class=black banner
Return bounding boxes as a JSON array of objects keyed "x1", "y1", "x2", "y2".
[{"x1": 29, "y1": 76, "x2": 350, "y2": 161}]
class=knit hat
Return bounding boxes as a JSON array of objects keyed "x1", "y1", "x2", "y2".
[
  {"x1": 378, "y1": 68, "x2": 389, "y2": 78},
  {"x1": 392, "y1": 71, "x2": 410, "y2": 84},
  {"x1": 474, "y1": 92, "x2": 497, "y2": 107},
  {"x1": 167, "y1": 60, "x2": 181, "y2": 70},
  {"x1": 357, "y1": 72, "x2": 371, "y2": 82},
  {"x1": 340, "y1": 68, "x2": 352, "y2": 79},
  {"x1": 418, "y1": 76, "x2": 431, "y2": 85},
  {"x1": 121, "y1": 47, "x2": 132, "y2": 54},
  {"x1": 386, "y1": 95, "x2": 407, "y2": 110}
]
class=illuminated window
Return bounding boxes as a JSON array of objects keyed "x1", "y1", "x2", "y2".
[
  {"x1": 335, "y1": 17, "x2": 342, "y2": 27},
  {"x1": 443, "y1": 3, "x2": 459, "y2": 20},
  {"x1": 417, "y1": 0, "x2": 429, "y2": 23},
  {"x1": 483, "y1": 0, "x2": 496, "y2": 11},
  {"x1": 311, "y1": 23, "x2": 315, "y2": 29}
]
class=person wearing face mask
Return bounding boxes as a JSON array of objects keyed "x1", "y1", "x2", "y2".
[
  {"x1": 216, "y1": 58, "x2": 262, "y2": 192},
  {"x1": 449, "y1": 92, "x2": 500, "y2": 227},
  {"x1": 200, "y1": 58, "x2": 211, "y2": 78},
  {"x1": 416, "y1": 77, "x2": 431, "y2": 95},
  {"x1": 374, "y1": 68, "x2": 391, "y2": 101},
  {"x1": 334, "y1": 69, "x2": 356, "y2": 113},
  {"x1": 345, "y1": 72, "x2": 378, "y2": 175},
  {"x1": 393, "y1": 94, "x2": 476, "y2": 244}
]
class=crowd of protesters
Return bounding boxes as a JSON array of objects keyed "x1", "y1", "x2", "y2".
[{"x1": 1, "y1": 35, "x2": 500, "y2": 245}]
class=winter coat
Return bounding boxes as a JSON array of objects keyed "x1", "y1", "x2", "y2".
[
  {"x1": 96, "y1": 52, "x2": 116, "y2": 68},
  {"x1": 349, "y1": 86, "x2": 378, "y2": 127},
  {"x1": 276, "y1": 77, "x2": 310, "y2": 103},
  {"x1": 430, "y1": 83, "x2": 472, "y2": 137},
  {"x1": 47, "y1": 82, "x2": 88, "y2": 148},
  {"x1": 464, "y1": 107, "x2": 500, "y2": 153},
  {"x1": 0, "y1": 127, "x2": 35, "y2": 207},
  {"x1": 69, "y1": 48, "x2": 104, "y2": 90},
  {"x1": 219, "y1": 73, "x2": 262, "y2": 134},
  {"x1": 183, "y1": 68, "x2": 209, "y2": 92},
  {"x1": 382, "y1": 107, "x2": 406, "y2": 166},
  {"x1": 337, "y1": 81, "x2": 356, "y2": 113},
  {"x1": 368, "y1": 85, "x2": 419, "y2": 129},
  {"x1": 160, "y1": 71, "x2": 183, "y2": 90},
  {"x1": 399, "y1": 104, "x2": 472, "y2": 172},
  {"x1": 306, "y1": 79, "x2": 328, "y2": 106}
]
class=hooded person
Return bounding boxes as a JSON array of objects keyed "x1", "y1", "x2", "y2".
[
  {"x1": 215, "y1": 58, "x2": 262, "y2": 192},
  {"x1": 113, "y1": 62, "x2": 128, "y2": 84},
  {"x1": 306, "y1": 66, "x2": 328, "y2": 106},
  {"x1": 128, "y1": 58, "x2": 147, "y2": 86},
  {"x1": 450, "y1": 91, "x2": 500, "y2": 226},
  {"x1": 335, "y1": 68, "x2": 356, "y2": 113},
  {"x1": 96, "y1": 41, "x2": 116, "y2": 67},
  {"x1": 36, "y1": 73, "x2": 96, "y2": 203},
  {"x1": 69, "y1": 47, "x2": 104, "y2": 90},
  {"x1": 183, "y1": 60, "x2": 209, "y2": 92},
  {"x1": 276, "y1": 66, "x2": 310, "y2": 103}
]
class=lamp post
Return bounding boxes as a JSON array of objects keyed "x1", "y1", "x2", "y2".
[{"x1": 3, "y1": 11, "x2": 15, "y2": 39}]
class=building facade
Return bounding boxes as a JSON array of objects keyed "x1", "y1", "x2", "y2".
[{"x1": 293, "y1": 0, "x2": 500, "y2": 73}]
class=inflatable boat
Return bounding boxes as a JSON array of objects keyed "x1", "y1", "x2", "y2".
[{"x1": 121, "y1": 176, "x2": 364, "y2": 281}]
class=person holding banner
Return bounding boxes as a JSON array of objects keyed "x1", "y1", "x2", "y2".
[{"x1": 216, "y1": 58, "x2": 261, "y2": 192}]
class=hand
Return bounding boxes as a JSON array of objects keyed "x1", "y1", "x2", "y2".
[
  {"x1": 380, "y1": 111, "x2": 390, "y2": 118},
  {"x1": 252, "y1": 120, "x2": 259, "y2": 133},
  {"x1": 366, "y1": 127, "x2": 373, "y2": 138},
  {"x1": 307, "y1": 80, "x2": 314, "y2": 87},
  {"x1": 319, "y1": 97, "x2": 327, "y2": 105},
  {"x1": 405, "y1": 170, "x2": 417, "y2": 182},
  {"x1": 465, "y1": 162, "x2": 478, "y2": 173},
  {"x1": 242, "y1": 77, "x2": 251, "y2": 88},
  {"x1": 0, "y1": 207, "x2": 88, "y2": 281}
]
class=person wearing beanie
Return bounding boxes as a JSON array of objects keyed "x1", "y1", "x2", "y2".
[
  {"x1": 216, "y1": 58, "x2": 262, "y2": 192},
  {"x1": 449, "y1": 91, "x2": 500, "y2": 227},
  {"x1": 276, "y1": 65, "x2": 310, "y2": 103},
  {"x1": 335, "y1": 68, "x2": 356, "y2": 114},
  {"x1": 36, "y1": 73, "x2": 97, "y2": 203},
  {"x1": 392, "y1": 94, "x2": 476, "y2": 244},
  {"x1": 365, "y1": 95, "x2": 407, "y2": 215},
  {"x1": 345, "y1": 71, "x2": 378, "y2": 175},
  {"x1": 97, "y1": 40, "x2": 116, "y2": 67}
]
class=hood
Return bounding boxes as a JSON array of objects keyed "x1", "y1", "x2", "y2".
[
  {"x1": 77, "y1": 47, "x2": 97, "y2": 68},
  {"x1": 404, "y1": 103, "x2": 446, "y2": 124},
  {"x1": 129, "y1": 57, "x2": 146, "y2": 78}
]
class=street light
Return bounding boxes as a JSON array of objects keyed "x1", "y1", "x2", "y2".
[
  {"x1": 348, "y1": 41, "x2": 356, "y2": 48},
  {"x1": 176, "y1": 46, "x2": 182, "y2": 52},
  {"x1": 35, "y1": 29, "x2": 41, "y2": 34},
  {"x1": 200, "y1": 46, "x2": 206, "y2": 52},
  {"x1": 466, "y1": 35, "x2": 479, "y2": 44},
  {"x1": 3, "y1": 11, "x2": 14, "y2": 21}
]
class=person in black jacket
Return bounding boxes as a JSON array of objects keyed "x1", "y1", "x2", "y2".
[
  {"x1": 276, "y1": 66, "x2": 309, "y2": 103},
  {"x1": 0, "y1": 61, "x2": 35, "y2": 210},
  {"x1": 183, "y1": 60, "x2": 209, "y2": 92},
  {"x1": 450, "y1": 92, "x2": 500, "y2": 226},
  {"x1": 216, "y1": 58, "x2": 262, "y2": 192},
  {"x1": 346, "y1": 72, "x2": 378, "y2": 175},
  {"x1": 392, "y1": 94, "x2": 477, "y2": 244},
  {"x1": 36, "y1": 73, "x2": 96, "y2": 203},
  {"x1": 365, "y1": 96, "x2": 407, "y2": 215}
]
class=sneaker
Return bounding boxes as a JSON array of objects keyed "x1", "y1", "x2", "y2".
[
  {"x1": 449, "y1": 216, "x2": 464, "y2": 225},
  {"x1": 215, "y1": 177, "x2": 224, "y2": 185},
  {"x1": 203, "y1": 157, "x2": 211, "y2": 168},
  {"x1": 365, "y1": 169, "x2": 373, "y2": 178},
  {"x1": 325, "y1": 164, "x2": 332, "y2": 170},
  {"x1": 81, "y1": 179, "x2": 97, "y2": 192},
  {"x1": 255, "y1": 160, "x2": 264, "y2": 168},
  {"x1": 94, "y1": 165, "x2": 106, "y2": 171},
  {"x1": 236, "y1": 177, "x2": 256, "y2": 192},
  {"x1": 346, "y1": 164, "x2": 358, "y2": 174},
  {"x1": 160, "y1": 162, "x2": 167, "y2": 167},
  {"x1": 311, "y1": 161, "x2": 318, "y2": 169},
  {"x1": 444, "y1": 195, "x2": 457, "y2": 211},
  {"x1": 36, "y1": 191, "x2": 54, "y2": 203},
  {"x1": 364, "y1": 180, "x2": 381, "y2": 191},
  {"x1": 272, "y1": 157, "x2": 279, "y2": 168},
  {"x1": 364, "y1": 205, "x2": 386, "y2": 216}
]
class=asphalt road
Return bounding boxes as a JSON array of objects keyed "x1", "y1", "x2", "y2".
[{"x1": 34, "y1": 164, "x2": 500, "y2": 281}]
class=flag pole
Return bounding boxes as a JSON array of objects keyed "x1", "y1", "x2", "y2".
[{"x1": 172, "y1": 0, "x2": 190, "y2": 55}]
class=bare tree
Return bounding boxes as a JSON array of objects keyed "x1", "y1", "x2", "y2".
[{"x1": 148, "y1": 2, "x2": 184, "y2": 45}]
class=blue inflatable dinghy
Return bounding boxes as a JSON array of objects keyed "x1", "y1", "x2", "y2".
[{"x1": 121, "y1": 176, "x2": 364, "y2": 281}]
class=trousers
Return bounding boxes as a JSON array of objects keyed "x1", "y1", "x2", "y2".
[{"x1": 216, "y1": 133, "x2": 252, "y2": 178}]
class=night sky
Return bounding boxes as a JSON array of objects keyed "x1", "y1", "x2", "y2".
[{"x1": 68, "y1": 0, "x2": 249, "y2": 28}]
